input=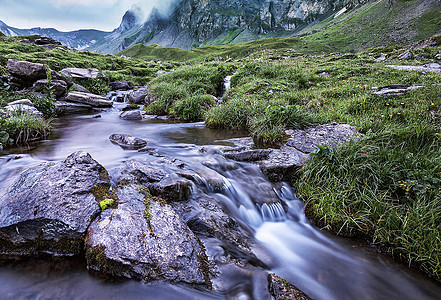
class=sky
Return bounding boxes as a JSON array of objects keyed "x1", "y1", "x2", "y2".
[{"x1": 0, "y1": 0, "x2": 180, "y2": 32}]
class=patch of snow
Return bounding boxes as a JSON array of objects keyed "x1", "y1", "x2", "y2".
[{"x1": 334, "y1": 7, "x2": 347, "y2": 19}]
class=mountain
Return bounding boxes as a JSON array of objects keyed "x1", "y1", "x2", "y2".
[
  {"x1": 0, "y1": 20, "x2": 109, "y2": 50},
  {"x1": 1, "y1": 0, "x2": 440, "y2": 54},
  {"x1": 88, "y1": 0, "x2": 369, "y2": 53}
]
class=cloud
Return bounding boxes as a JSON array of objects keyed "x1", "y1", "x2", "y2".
[{"x1": 0, "y1": 0, "x2": 182, "y2": 31}]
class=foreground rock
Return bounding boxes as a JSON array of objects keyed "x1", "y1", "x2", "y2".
[
  {"x1": 0, "y1": 151, "x2": 108, "y2": 257},
  {"x1": 218, "y1": 123, "x2": 359, "y2": 181},
  {"x1": 109, "y1": 134, "x2": 147, "y2": 150},
  {"x1": 86, "y1": 183, "x2": 210, "y2": 285},
  {"x1": 65, "y1": 91, "x2": 113, "y2": 108}
]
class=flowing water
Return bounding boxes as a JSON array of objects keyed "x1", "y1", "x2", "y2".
[{"x1": 1, "y1": 102, "x2": 441, "y2": 299}]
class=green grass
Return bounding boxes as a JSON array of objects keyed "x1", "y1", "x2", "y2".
[{"x1": 145, "y1": 63, "x2": 233, "y2": 115}]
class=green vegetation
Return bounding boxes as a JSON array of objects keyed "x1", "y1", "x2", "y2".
[
  {"x1": 145, "y1": 63, "x2": 233, "y2": 116},
  {"x1": 99, "y1": 199, "x2": 116, "y2": 210}
]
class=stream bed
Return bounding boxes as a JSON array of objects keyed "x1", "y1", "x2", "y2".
[{"x1": 1, "y1": 102, "x2": 441, "y2": 299}]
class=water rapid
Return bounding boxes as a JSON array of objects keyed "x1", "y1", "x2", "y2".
[{"x1": 0, "y1": 102, "x2": 440, "y2": 299}]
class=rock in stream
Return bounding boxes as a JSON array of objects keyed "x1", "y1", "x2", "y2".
[{"x1": 0, "y1": 151, "x2": 109, "y2": 257}]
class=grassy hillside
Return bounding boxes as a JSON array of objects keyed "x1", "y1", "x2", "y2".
[{"x1": 120, "y1": 0, "x2": 441, "y2": 62}]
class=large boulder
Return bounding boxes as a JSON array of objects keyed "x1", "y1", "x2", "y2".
[
  {"x1": 86, "y1": 183, "x2": 210, "y2": 285},
  {"x1": 128, "y1": 87, "x2": 148, "y2": 104},
  {"x1": 6, "y1": 59, "x2": 47, "y2": 83},
  {"x1": 53, "y1": 101, "x2": 93, "y2": 115},
  {"x1": 60, "y1": 68, "x2": 105, "y2": 79},
  {"x1": 0, "y1": 151, "x2": 108, "y2": 257},
  {"x1": 33, "y1": 79, "x2": 68, "y2": 97},
  {"x1": 65, "y1": 91, "x2": 113, "y2": 108},
  {"x1": 109, "y1": 134, "x2": 147, "y2": 150}
]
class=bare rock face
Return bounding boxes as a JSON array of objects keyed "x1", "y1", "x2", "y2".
[
  {"x1": 65, "y1": 91, "x2": 113, "y2": 108},
  {"x1": 85, "y1": 183, "x2": 210, "y2": 285},
  {"x1": 0, "y1": 151, "x2": 109, "y2": 257},
  {"x1": 6, "y1": 59, "x2": 47, "y2": 83}
]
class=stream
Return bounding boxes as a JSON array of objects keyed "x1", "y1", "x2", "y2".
[{"x1": 1, "y1": 101, "x2": 441, "y2": 299}]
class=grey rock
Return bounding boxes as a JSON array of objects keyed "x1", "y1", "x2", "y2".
[
  {"x1": 220, "y1": 123, "x2": 359, "y2": 181},
  {"x1": 128, "y1": 87, "x2": 148, "y2": 104},
  {"x1": 285, "y1": 123, "x2": 360, "y2": 153},
  {"x1": 0, "y1": 151, "x2": 107, "y2": 257},
  {"x1": 33, "y1": 79, "x2": 68, "y2": 97},
  {"x1": 53, "y1": 101, "x2": 93, "y2": 115},
  {"x1": 51, "y1": 71, "x2": 74, "y2": 89},
  {"x1": 121, "y1": 104, "x2": 140, "y2": 111},
  {"x1": 435, "y1": 53, "x2": 441, "y2": 59},
  {"x1": 120, "y1": 110, "x2": 143, "y2": 120},
  {"x1": 318, "y1": 72, "x2": 330, "y2": 76},
  {"x1": 375, "y1": 53, "x2": 387, "y2": 62},
  {"x1": 3, "y1": 104, "x2": 43, "y2": 118},
  {"x1": 114, "y1": 158, "x2": 192, "y2": 202},
  {"x1": 109, "y1": 133, "x2": 147, "y2": 150},
  {"x1": 70, "y1": 83, "x2": 89, "y2": 93},
  {"x1": 386, "y1": 63, "x2": 441, "y2": 73},
  {"x1": 109, "y1": 81, "x2": 134, "y2": 91},
  {"x1": 66, "y1": 91, "x2": 113, "y2": 108},
  {"x1": 7, "y1": 99, "x2": 34, "y2": 106},
  {"x1": 156, "y1": 70, "x2": 169, "y2": 76},
  {"x1": 6, "y1": 59, "x2": 47, "y2": 83},
  {"x1": 224, "y1": 149, "x2": 272, "y2": 162},
  {"x1": 85, "y1": 183, "x2": 209, "y2": 285},
  {"x1": 373, "y1": 84, "x2": 424, "y2": 96},
  {"x1": 398, "y1": 50, "x2": 413, "y2": 60},
  {"x1": 60, "y1": 68, "x2": 104, "y2": 79}
]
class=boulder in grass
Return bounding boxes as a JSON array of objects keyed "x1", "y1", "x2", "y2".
[
  {"x1": 6, "y1": 59, "x2": 47, "y2": 83},
  {"x1": 66, "y1": 91, "x2": 113, "y2": 108},
  {"x1": 128, "y1": 87, "x2": 148, "y2": 104},
  {"x1": 0, "y1": 151, "x2": 108, "y2": 257}
]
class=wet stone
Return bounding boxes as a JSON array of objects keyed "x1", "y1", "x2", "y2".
[
  {"x1": 85, "y1": 183, "x2": 210, "y2": 285},
  {"x1": 0, "y1": 151, "x2": 108, "y2": 257},
  {"x1": 109, "y1": 134, "x2": 148, "y2": 150}
]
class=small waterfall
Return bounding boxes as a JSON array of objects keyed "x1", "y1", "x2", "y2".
[
  {"x1": 260, "y1": 202, "x2": 286, "y2": 222},
  {"x1": 224, "y1": 76, "x2": 233, "y2": 93}
]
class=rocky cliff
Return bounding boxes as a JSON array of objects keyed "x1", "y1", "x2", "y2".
[{"x1": 87, "y1": 0, "x2": 369, "y2": 52}]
